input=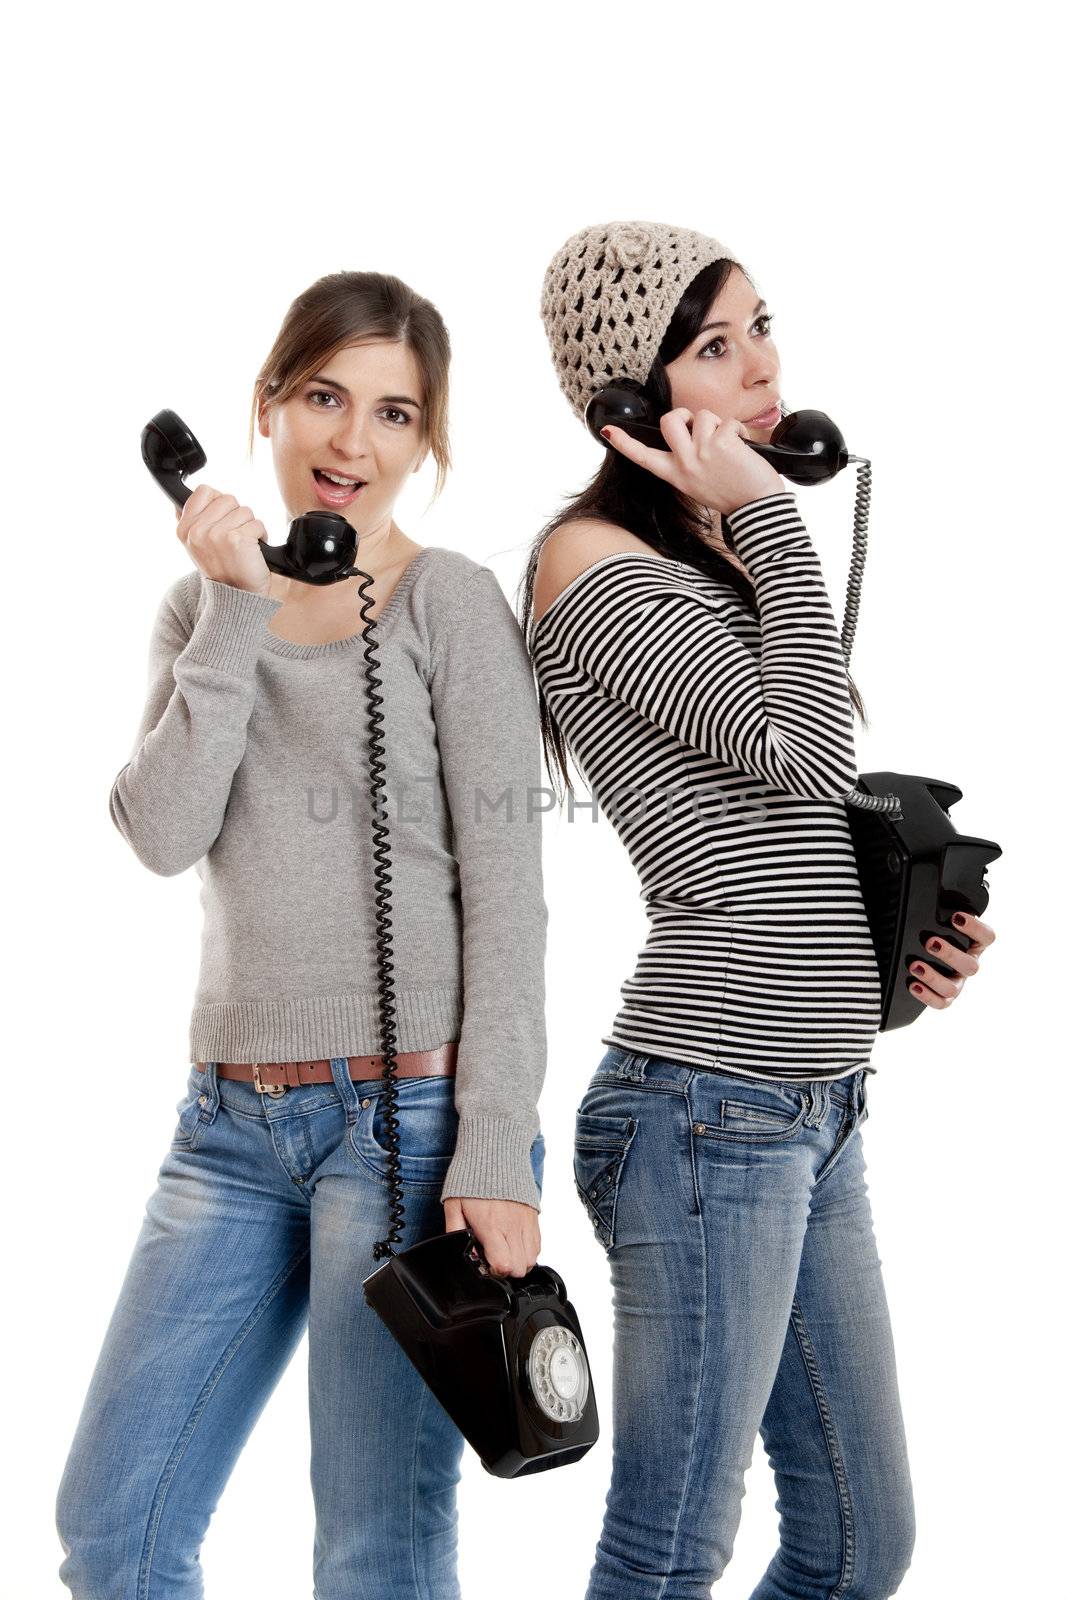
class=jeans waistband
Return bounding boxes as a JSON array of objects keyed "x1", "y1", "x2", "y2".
[{"x1": 596, "y1": 1045, "x2": 868, "y2": 1111}]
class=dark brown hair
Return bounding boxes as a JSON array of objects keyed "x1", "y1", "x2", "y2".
[
  {"x1": 518, "y1": 258, "x2": 868, "y2": 801},
  {"x1": 247, "y1": 270, "x2": 451, "y2": 500}
]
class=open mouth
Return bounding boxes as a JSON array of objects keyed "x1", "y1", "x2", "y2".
[{"x1": 312, "y1": 469, "x2": 366, "y2": 507}]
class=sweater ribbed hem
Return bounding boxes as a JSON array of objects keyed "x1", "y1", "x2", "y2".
[
  {"x1": 188, "y1": 985, "x2": 462, "y2": 1065},
  {"x1": 440, "y1": 1113, "x2": 543, "y2": 1212},
  {"x1": 181, "y1": 579, "x2": 284, "y2": 676}
]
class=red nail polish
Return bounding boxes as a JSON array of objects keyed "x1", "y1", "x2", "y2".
[
  {"x1": 929, "y1": 940, "x2": 941, "y2": 952},
  {"x1": 952, "y1": 913, "x2": 966, "y2": 927},
  {"x1": 911, "y1": 983, "x2": 923, "y2": 994}
]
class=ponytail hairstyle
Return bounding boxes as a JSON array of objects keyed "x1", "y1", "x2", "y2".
[{"x1": 248, "y1": 270, "x2": 451, "y2": 502}]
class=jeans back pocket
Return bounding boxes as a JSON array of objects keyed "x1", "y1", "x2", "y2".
[{"x1": 573, "y1": 1110, "x2": 637, "y2": 1250}]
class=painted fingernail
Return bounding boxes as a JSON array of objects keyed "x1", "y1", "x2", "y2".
[
  {"x1": 601, "y1": 426, "x2": 613, "y2": 440},
  {"x1": 953, "y1": 913, "x2": 966, "y2": 927},
  {"x1": 911, "y1": 982, "x2": 923, "y2": 994},
  {"x1": 929, "y1": 940, "x2": 942, "y2": 952},
  {"x1": 913, "y1": 965, "x2": 925, "y2": 976}
]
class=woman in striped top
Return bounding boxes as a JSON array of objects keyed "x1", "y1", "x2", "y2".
[
  {"x1": 530, "y1": 485, "x2": 882, "y2": 1080},
  {"x1": 523, "y1": 222, "x2": 993, "y2": 1599}
]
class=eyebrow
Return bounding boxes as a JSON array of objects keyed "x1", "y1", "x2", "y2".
[
  {"x1": 697, "y1": 298, "x2": 768, "y2": 334},
  {"x1": 308, "y1": 373, "x2": 423, "y2": 408}
]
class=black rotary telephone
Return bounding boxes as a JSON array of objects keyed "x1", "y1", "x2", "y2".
[
  {"x1": 587, "y1": 384, "x2": 1003, "y2": 1031},
  {"x1": 141, "y1": 407, "x2": 599, "y2": 1476}
]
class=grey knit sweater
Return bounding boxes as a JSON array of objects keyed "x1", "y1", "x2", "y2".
[{"x1": 109, "y1": 546, "x2": 548, "y2": 1210}]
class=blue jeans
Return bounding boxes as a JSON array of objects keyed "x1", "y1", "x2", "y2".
[
  {"x1": 56, "y1": 1059, "x2": 545, "y2": 1599},
  {"x1": 573, "y1": 1046, "x2": 915, "y2": 1600}
]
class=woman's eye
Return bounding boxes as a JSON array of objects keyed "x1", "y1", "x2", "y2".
[
  {"x1": 698, "y1": 312, "x2": 775, "y2": 359},
  {"x1": 306, "y1": 392, "x2": 411, "y2": 427}
]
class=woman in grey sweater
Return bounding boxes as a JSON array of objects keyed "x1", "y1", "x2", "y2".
[{"x1": 56, "y1": 271, "x2": 548, "y2": 1600}]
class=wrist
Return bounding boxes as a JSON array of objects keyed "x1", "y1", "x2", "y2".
[{"x1": 722, "y1": 488, "x2": 792, "y2": 520}]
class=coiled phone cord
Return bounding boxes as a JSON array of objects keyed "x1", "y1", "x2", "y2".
[
  {"x1": 354, "y1": 564, "x2": 407, "y2": 1262},
  {"x1": 839, "y1": 456, "x2": 904, "y2": 822}
]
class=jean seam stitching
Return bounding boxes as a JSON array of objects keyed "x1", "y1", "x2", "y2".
[
  {"x1": 137, "y1": 1242, "x2": 311, "y2": 1599},
  {"x1": 603, "y1": 1133, "x2": 633, "y2": 1246},
  {"x1": 685, "y1": 1082, "x2": 702, "y2": 1218},
  {"x1": 409, "y1": 1377, "x2": 432, "y2": 1600},
  {"x1": 652, "y1": 1183, "x2": 710, "y2": 1598},
  {"x1": 814, "y1": 1109, "x2": 854, "y2": 1185},
  {"x1": 788, "y1": 1298, "x2": 856, "y2": 1597}
]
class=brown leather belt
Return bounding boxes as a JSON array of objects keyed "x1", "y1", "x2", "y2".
[{"x1": 195, "y1": 1041, "x2": 457, "y2": 1097}]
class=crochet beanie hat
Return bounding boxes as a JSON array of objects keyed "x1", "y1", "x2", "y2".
[{"x1": 540, "y1": 220, "x2": 743, "y2": 423}]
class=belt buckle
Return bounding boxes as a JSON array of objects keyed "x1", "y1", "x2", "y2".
[{"x1": 252, "y1": 1063, "x2": 287, "y2": 1098}]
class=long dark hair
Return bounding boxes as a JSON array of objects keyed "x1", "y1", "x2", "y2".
[{"x1": 518, "y1": 258, "x2": 868, "y2": 801}]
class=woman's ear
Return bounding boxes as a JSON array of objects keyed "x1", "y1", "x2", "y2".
[{"x1": 257, "y1": 403, "x2": 271, "y2": 440}]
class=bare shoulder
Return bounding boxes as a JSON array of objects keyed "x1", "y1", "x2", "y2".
[{"x1": 532, "y1": 519, "x2": 666, "y2": 627}]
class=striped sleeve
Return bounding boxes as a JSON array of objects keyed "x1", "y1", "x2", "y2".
[{"x1": 542, "y1": 491, "x2": 859, "y2": 800}]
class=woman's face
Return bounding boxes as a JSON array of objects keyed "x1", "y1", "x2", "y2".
[
  {"x1": 663, "y1": 264, "x2": 782, "y2": 436},
  {"x1": 259, "y1": 338, "x2": 428, "y2": 538}
]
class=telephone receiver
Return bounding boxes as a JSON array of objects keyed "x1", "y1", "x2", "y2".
[
  {"x1": 585, "y1": 381, "x2": 850, "y2": 486},
  {"x1": 140, "y1": 408, "x2": 359, "y2": 585}
]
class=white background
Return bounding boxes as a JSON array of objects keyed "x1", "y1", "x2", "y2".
[{"x1": 3, "y1": 3, "x2": 1060, "y2": 1596}]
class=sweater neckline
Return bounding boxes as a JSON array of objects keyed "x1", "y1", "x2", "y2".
[
  {"x1": 261, "y1": 546, "x2": 441, "y2": 659},
  {"x1": 528, "y1": 547, "x2": 756, "y2": 652},
  {"x1": 529, "y1": 550, "x2": 683, "y2": 646}
]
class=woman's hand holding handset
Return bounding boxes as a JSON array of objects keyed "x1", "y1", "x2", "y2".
[
  {"x1": 174, "y1": 482, "x2": 273, "y2": 597},
  {"x1": 602, "y1": 407, "x2": 785, "y2": 517}
]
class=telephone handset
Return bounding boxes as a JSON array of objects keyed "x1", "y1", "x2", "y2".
[
  {"x1": 141, "y1": 408, "x2": 358, "y2": 585},
  {"x1": 584, "y1": 380, "x2": 849, "y2": 486},
  {"x1": 584, "y1": 381, "x2": 1003, "y2": 1031},
  {"x1": 139, "y1": 405, "x2": 599, "y2": 1476}
]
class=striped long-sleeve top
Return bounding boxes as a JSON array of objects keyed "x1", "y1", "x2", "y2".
[{"x1": 529, "y1": 490, "x2": 883, "y2": 1084}]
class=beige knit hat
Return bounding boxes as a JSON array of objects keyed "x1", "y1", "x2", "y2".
[{"x1": 540, "y1": 220, "x2": 744, "y2": 423}]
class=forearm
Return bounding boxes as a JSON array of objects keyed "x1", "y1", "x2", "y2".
[
  {"x1": 430, "y1": 565, "x2": 550, "y2": 1210},
  {"x1": 440, "y1": 854, "x2": 548, "y2": 1210},
  {"x1": 726, "y1": 491, "x2": 858, "y2": 796},
  {"x1": 110, "y1": 578, "x2": 283, "y2": 875}
]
